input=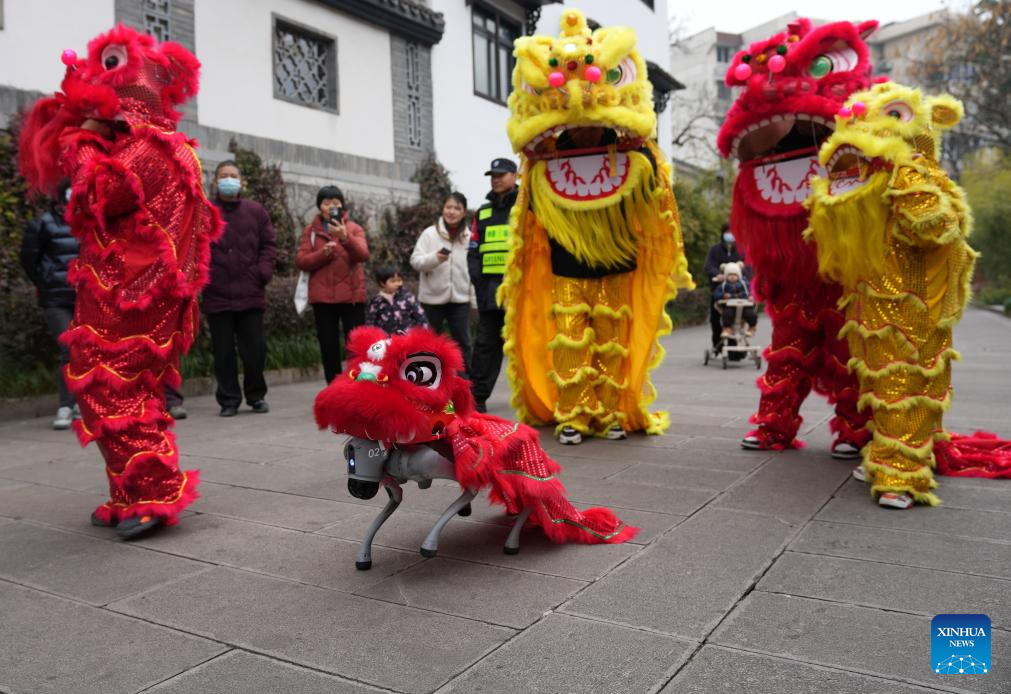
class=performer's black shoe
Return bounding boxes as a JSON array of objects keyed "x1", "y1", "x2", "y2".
[{"x1": 116, "y1": 514, "x2": 161, "y2": 540}]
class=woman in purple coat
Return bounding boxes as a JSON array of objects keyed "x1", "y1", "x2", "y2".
[{"x1": 202, "y1": 161, "x2": 278, "y2": 417}]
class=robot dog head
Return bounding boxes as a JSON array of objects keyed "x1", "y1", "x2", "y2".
[{"x1": 314, "y1": 327, "x2": 476, "y2": 446}]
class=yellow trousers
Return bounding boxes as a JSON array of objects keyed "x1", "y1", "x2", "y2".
[{"x1": 550, "y1": 274, "x2": 632, "y2": 435}]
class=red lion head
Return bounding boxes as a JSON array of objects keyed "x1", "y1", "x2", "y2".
[
  {"x1": 314, "y1": 327, "x2": 477, "y2": 445},
  {"x1": 717, "y1": 18, "x2": 878, "y2": 216},
  {"x1": 19, "y1": 24, "x2": 200, "y2": 195}
]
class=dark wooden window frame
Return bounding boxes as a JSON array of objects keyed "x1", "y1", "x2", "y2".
[{"x1": 471, "y1": 3, "x2": 521, "y2": 107}]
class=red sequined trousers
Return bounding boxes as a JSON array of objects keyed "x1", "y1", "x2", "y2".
[
  {"x1": 732, "y1": 190, "x2": 871, "y2": 450},
  {"x1": 60, "y1": 128, "x2": 218, "y2": 524}
]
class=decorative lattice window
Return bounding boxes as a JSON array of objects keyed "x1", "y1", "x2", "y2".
[
  {"x1": 273, "y1": 16, "x2": 338, "y2": 113},
  {"x1": 143, "y1": 0, "x2": 171, "y2": 43},
  {"x1": 406, "y1": 41, "x2": 423, "y2": 149}
]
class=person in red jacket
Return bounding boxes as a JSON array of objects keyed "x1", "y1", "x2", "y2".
[
  {"x1": 203, "y1": 160, "x2": 277, "y2": 416},
  {"x1": 296, "y1": 185, "x2": 370, "y2": 383}
]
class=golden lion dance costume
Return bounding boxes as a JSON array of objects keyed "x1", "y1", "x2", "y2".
[
  {"x1": 806, "y1": 83, "x2": 1011, "y2": 507},
  {"x1": 500, "y1": 10, "x2": 692, "y2": 442},
  {"x1": 19, "y1": 27, "x2": 221, "y2": 536}
]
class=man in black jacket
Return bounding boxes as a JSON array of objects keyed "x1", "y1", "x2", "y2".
[
  {"x1": 20, "y1": 182, "x2": 79, "y2": 429},
  {"x1": 468, "y1": 158, "x2": 518, "y2": 412},
  {"x1": 704, "y1": 223, "x2": 749, "y2": 350}
]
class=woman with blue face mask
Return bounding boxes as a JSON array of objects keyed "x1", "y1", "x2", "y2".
[{"x1": 201, "y1": 160, "x2": 278, "y2": 417}]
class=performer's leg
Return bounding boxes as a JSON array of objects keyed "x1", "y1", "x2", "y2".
[
  {"x1": 236, "y1": 308, "x2": 267, "y2": 406},
  {"x1": 818, "y1": 308, "x2": 871, "y2": 451},
  {"x1": 746, "y1": 302, "x2": 816, "y2": 449},
  {"x1": 589, "y1": 273, "x2": 632, "y2": 435},
  {"x1": 550, "y1": 276, "x2": 598, "y2": 436}
]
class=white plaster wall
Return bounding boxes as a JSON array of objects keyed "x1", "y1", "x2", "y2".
[
  {"x1": 195, "y1": 0, "x2": 394, "y2": 161},
  {"x1": 431, "y1": 0, "x2": 673, "y2": 203},
  {"x1": 0, "y1": 0, "x2": 115, "y2": 92}
]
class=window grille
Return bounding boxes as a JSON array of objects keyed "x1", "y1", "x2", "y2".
[
  {"x1": 406, "y1": 41, "x2": 423, "y2": 148},
  {"x1": 273, "y1": 18, "x2": 338, "y2": 112},
  {"x1": 143, "y1": 0, "x2": 171, "y2": 42}
]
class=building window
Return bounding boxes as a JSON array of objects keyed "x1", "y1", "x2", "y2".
[
  {"x1": 716, "y1": 45, "x2": 733, "y2": 63},
  {"x1": 472, "y1": 4, "x2": 520, "y2": 105},
  {"x1": 273, "y1": 17, "x2": 338, "y2": 113},
  {"x1": 143, "y1": 0, "x2": 171, "y2": 42},
  {"x1": 406, "y1": 41, "x2": 423, "y2": 149}
]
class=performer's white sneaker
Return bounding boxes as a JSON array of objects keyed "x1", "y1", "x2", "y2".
[
  {"x1": 852, "y1": 464, "x2": 867, "y2": 482},
  {"x1": 878, "y1": 492, "x2": 913, "y2": 510},
  {"x1": 558, "y1": 426, "x2": 583, "y2": 445},
  {"x1": 741, "y1": 435, "x2": 762, "y2": 450},
  {"x1": 605, "y1": 425, "x2": 627, "y2": 440},
  {"x1": 831, "y1": 441, "x2": 861, "y2": 460}
]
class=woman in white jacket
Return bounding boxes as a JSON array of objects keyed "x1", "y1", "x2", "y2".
[{"x1": 410, "y1": 192, "x2": 472, "y2": 372}]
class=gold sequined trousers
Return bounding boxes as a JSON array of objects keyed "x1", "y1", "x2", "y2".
[{"x1": 550, "y1": 274, "x2": 632, "y2": 435}]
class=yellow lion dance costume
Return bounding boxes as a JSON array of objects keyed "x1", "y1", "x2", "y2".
[
  {"x1": 500, "y1": 10, "x2": 692, "y2": 443},
  {"x1": 805, "y1": 83, "x2": 977, "y2": 508}
]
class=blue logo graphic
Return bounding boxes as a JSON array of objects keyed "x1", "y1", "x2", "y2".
[{"x1": 932, "y1": 614, "x2": 990, "y2": 674}]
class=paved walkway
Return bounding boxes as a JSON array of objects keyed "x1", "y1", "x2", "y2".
[{"x1": 1, "y1": 309, "x2": 1009, "y2": 694}]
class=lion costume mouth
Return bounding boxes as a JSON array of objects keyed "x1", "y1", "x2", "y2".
[
  {"x1": 524, "y1": 125, "x2": 644, "y2": 202},
  {"x1": 825, "y1": 144, "x2": 891, "y2": 195},
  {"x1": 731, "y1": 114, "x2": 834, "y2": 206}
]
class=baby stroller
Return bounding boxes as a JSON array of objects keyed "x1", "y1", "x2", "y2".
[{"x1": 704, "y1": 298, "x2": 762, "y2": 370}]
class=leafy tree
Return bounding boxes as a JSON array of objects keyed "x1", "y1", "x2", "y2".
[
  {"x1": 672, "y1": 162, "x2": 734, "y2": 285},
  {"x1": 962, "y1": 150, "x2": 1011, "y2": 290}
]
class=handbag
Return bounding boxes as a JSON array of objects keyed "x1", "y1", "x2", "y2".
[{"x1": 293, "y1": 230, "x2": 315, "y2": 315}]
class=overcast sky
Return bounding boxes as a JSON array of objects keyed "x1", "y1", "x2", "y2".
[{"x1": 668, "y1": 0, "x2": 966, "y2": 37}]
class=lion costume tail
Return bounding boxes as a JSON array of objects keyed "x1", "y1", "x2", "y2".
[
  {"x1": 448, "y1": 414, "x2": 638, "y2": 544},
  {"x1": 935, "y1": 431, "x2": 1011, "y2": 479}
]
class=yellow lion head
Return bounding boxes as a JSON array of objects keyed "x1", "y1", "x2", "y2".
[
  {"x1": 819, "y1": 82, "x2": 963, "y2": 198},
  {"x1": 507, "y1": 9, "x2": 656, "y2": 213}
]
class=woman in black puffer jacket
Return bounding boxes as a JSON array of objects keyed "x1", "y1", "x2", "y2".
[{"x1": 19, "y1": 181, "x2": 79, "y2": 429}]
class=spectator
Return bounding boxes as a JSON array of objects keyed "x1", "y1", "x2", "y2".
[
  {"x1": 468, "y1": 157, "x2": 518, "y2": 412},
  {"x1": 703, "y1": 223, "x2": 747, "y2": 350},
  {"x1": 202, "y1": 160, "x2": 278, "y2": 417},
  {"x1": 296, "y1": 185, "x2": 369, "y2": 384},
  {"x1": 410, "y1": 192, "x2": 472, "y2": 373},
  {"x1": 164, "y1": 384, "x2": 187, "y2": 420},
  {"x1": 366, "y1": 265, "x2": 428, "y2": 335},
  {"x1": 19, "y1": 180, "x2": 78, "y2": 430}
]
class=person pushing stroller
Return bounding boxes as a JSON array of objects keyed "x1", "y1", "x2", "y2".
[{"x1": 713, "y1": 263, "x2": 757, "y2": 338}]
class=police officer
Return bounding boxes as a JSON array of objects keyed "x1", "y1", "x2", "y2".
[{"x1": 467, "y1": 158, "x2": 519, "y2": 412}]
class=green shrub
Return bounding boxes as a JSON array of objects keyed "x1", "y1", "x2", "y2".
[{"x1": 666, "y1": 288, "x2": 712, "y2": 328}]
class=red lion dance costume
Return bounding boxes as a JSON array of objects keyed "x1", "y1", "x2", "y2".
[
  {"x1": 19, "y1": 26, "x2": 221, "y2": 537},
  {"x1": 314, "y1": 327, "x2": 637, "y2": 549},
  {"x1": 716, "y1": 18, "x2": 878, "y2": 455}
]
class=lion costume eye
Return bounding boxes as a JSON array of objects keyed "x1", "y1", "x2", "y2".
[
  {"x1": 605, "y1": 56, "x2": 636, "y2": 87},
  {"x1": 400, "y1": 353, "x2": 442, "y2": 388},
  {"x1": 882, "y1": 100, "x2": 914, "y2": 122},
  {"x1": 808, "y1": 46, "x2": 857, "y2": 79},
  {"x1": 367, "y1": 339, "x2": 391, "y2": 362},
  {"x1": 101, "y1": 45, "x2": 128, "y2": 71}
]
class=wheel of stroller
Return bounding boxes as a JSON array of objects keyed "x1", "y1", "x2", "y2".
[
  {"x1": 722, "y1": 355, "x2": 728, "y2": 370},
  {"x1": 703, "y1": 349, "x2": 710, "y2": 365}
]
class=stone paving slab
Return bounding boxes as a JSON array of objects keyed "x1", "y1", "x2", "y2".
[
  {"x1": 608, "y1": 460, "x2": 747, "y2": 491},
  {"x1": 712, "y1": 591, "x2": 1010, "y2": 693},
  {"x1": 438, "y1": 613, "x2": 694, "y2": 694},
  {"x1": 0, "y1": 581, "x2": 226, "y2": 694},
  {"x1": 110, "y1": 566, "x2": 512, "y2": 693},
  {"x1": 0, "y1": 456, "x2": 111, "y2": 493},
  {"x1": 0, "y1": 480, "x2": 115, "y2": 539},
  {"x1": 790, "y1": 520, "x2": 1011, "y2": 580},
  {"x1": 194, "y1": 481, "x2": 373, "y2": 532},
  {"x1": 0, "y1": 521, "x2": 208, "y2": 606},
  {"x1": 759, "y1": 551, "x2": 1011, "y2": 628},
  {"x1": 660, "y1": 645, "x2": 938, "y2": 693},
  {"x1": 135, "y1": 513, "x2": 425, "y2": 593},
  {"x1": 146, "y1": 650, "x2": 387, "y2": 693},
  {"x1": 562, "y1": 507, "x2": 797, "y2": 638},
  {"x1": 357, "y1": 556, "x2": 586, "y2": 628}
]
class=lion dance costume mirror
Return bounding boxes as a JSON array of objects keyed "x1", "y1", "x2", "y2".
[
  {"x1": 18, "y1": 26, "x2": 221, "y2": 538},
  {"x1": 500, "y1": 10, "x2": 694, "y2": 445},
  {"x1": 717, "y1": 18, "x2": 879, "y2": 457}
]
